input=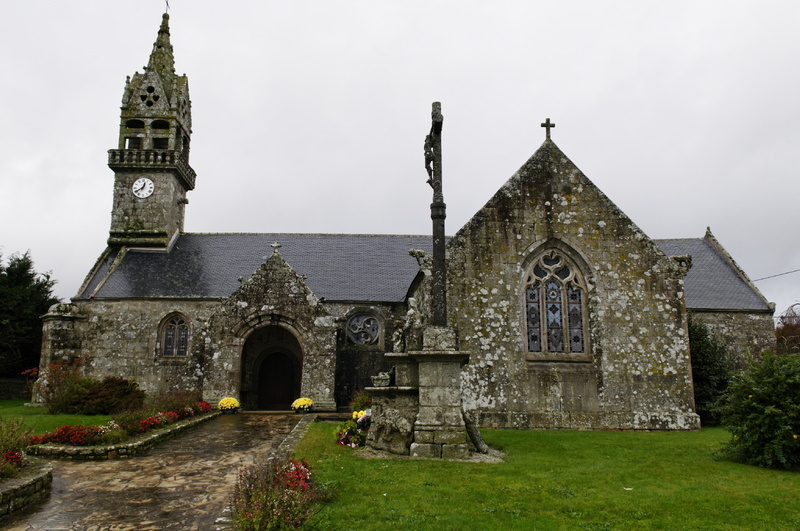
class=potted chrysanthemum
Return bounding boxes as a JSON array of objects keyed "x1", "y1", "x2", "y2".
[
  {"x1": 218, "y1": 397, "x2": 240, "y2": 414},
  {"x1": 291, "y1": 397, "x2": 313, "y2": 413}
]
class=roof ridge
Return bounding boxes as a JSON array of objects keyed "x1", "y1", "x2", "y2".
[
  {"x1": 181, "y1": 232, "x2": 435, "y2": 238},
  {"x1": 653, "y1": 237, "x2": 705, "y2": 242}
]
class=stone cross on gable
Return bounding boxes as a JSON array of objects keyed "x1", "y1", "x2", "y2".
[
  {"x1": 541, "y1": 118, "x2": 555, "y2": 140},
  {"x1": 270, "y1": 242, "x2": 282, "y2": 254}
]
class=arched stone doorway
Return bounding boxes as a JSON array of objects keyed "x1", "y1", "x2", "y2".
[{"x1": 240, "y1": 325, "x2": 302, "y2": 410}]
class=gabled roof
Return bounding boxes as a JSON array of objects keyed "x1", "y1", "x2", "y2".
[
  {"x1": 78, "y1": 232, "x2": 771, "y2": 312},
  {"x1": 79, "y1": 233, "x2": 432, "y2": 302},
  {"x1": 655, "y1": 238, "x2": 771, "y2": 312}
]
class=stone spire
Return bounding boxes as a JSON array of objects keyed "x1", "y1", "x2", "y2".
[{"x1": 146, "y1": 13, "x2": 177, "y2": 101}]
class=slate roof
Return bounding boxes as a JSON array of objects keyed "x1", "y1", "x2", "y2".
[
  {"x1": 79, "y1": 233, "x2": 770, "y2": 311},
  {"x1": 655, "y1": 239, "x2": 771, "y2": 312},
  {"x1": 80, "y1": 234, "x2": 432, "y2": 302}
]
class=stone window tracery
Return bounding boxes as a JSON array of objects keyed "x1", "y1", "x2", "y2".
[
  {"x1": 161, "y1": 314, "x2": 189, "y2": 356},
  {"x1": 346, "y1": 314, "x2": 380, "y2": 345},
  {"x1": 525, "y1": 250, "x2": 587, "y2": 357}
]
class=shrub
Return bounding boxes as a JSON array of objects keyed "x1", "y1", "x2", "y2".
[
  {"x1": 147, "y1": 391, "x2": 201, "y2": 418},
  {"x1": 113, "y1": 400, "x2": 211, "y2": 437},
  {"x1": 232, "y1": 458, "x2": 328, "y2": 530},
  {"x1": 335, "y1": 419, "x2": 367, "y2": 448},
  {"x1": 349, "y1": 390, "x2": 372, "y2": 412},
  {"x1": 0, "y1": 417, "x2": 32, "y2": 478},
  {"x1": 113, "y1": 410, "x2": 151, "y2": 436},
  {"x1": 291, "y1": 397, "x2": 313, "y2": 412},
  {"x1": 44, "y1": 366, "x2": 146, "y2": 416},
  {"x1": 159, "y1": 410, "x2": 180, "y2": 423},
  {"x1": 688, "y1": 317, "x2": 731, "y2": 426},
  {"x1": 53, "y1": 375, "x2": 100, "y2": 414},
  {"x1": 77, "y1": 377, "x2": 146, "y2": 415},
  {"x1": 30, "y1": 425, "x2": 101, "y2": 446},
  {"x1": 97, "y1": 421, "x2": 128, "y2": 445},
  {"x1": 717, "y1": 351, "x2": 800, "y2": 470},
  {"x1": 219, "y1": 397, "x2": 240, "y2": 411},
  {"x1": 139, "y1": 415, "x2": 163, "y2": 432},
  {"x1": 39, "y1": 357, "x2": 84, "y2": 413}
]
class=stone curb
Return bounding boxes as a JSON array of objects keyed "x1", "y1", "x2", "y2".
[
  {"x1": 214, "y1": 413, "x2": 318, "y2": 530},
  {"x1": 269, "y1": 413, "x2": 317, "y2": 463},
  {"x1": 28, "y1": 411, "x2": 221, "y2": 460},
  {"x1": 0, "y1": 459, "x2": 53, "y2": 522}
]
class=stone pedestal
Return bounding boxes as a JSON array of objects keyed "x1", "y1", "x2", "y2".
[
  {"x1": 364, "y1": 386, "x2": 419, "y2": 454},
  {"x1": 408, "y1": 327, "x2": 470, "y2": 459}
]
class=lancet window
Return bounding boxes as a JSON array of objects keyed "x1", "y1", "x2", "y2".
[
  {"x1": 161, "y1": 314, "x2": 189, "y2": 356},
  {"x1": 525, "y1": 250, "x2": 587, "y2": 356}
]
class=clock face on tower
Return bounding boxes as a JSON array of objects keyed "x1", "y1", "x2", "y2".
[{"x1": 132, "y1": 177, "x2": 155, "y2": 198}]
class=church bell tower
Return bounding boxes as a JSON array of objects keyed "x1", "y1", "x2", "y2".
[{"x1": 108, "y1": 13, "x2": 195, "y2": 248}]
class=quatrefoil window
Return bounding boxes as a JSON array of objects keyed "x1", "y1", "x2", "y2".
[{"x1": 139, "y1": 86, "x2": 161, "y2": 107}]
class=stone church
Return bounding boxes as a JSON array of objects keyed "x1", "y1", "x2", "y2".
[{"x1": 38, "y1": 14, "x2": 774, "y2": 430}]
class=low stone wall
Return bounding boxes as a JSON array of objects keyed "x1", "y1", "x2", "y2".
[
  {"x1": 0, "y1": 459, "x2": 53, "y2": 522},
  {"x1": 28, "y1": 412, "x2": 220, "y2": 460}
]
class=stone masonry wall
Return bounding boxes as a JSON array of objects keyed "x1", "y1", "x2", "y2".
[
  {"x1": 327, "y1": 301, "x2": 405, "y2": 409},
  {"x1": 691, "y1": 310, "x2": 775, "y2": 370},
  {"x1": 109, "y1": 168, "x2": 187, "y2": 244},
  {"x1": 38, "y1": 299, "x2": 218, "y2": 401},
  {"x1": 200, "y1": 251, "x2": 338, "y2": 410},
  {"x1": 447, "y1": 140, "x2": 699, "y2": 430},
  {"x1": 39, "y1": 261, "x2": 407, "y2": 412}
]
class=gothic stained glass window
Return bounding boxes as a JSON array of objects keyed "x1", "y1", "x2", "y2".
[
  {"x1": 526, "y1": 284, "x2": 541, "y2": 351},
  {"x1": 525, "y1": 250, "x2": 587, "y2": 355},
  {"x1": 162, "y1": 315, "x2": 189, "y2": 356}
]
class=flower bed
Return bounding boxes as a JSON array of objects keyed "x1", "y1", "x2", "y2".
[
  {"x1": 336, "y1": 409, "x2": 371, "y2": 448},
  {"x1": 232, "y1": 457, "x2": 329, "y2": 529},
  {"x1": 28, "y1": 401, "x2": 212, "y2": 449},
  {"x1": 27, "y1": 411, "x2": 219, "y2": 460}
]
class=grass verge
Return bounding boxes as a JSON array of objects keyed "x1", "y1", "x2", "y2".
[
  {"x1": 295, "y1": 422, "x2": 800, "y2": 530},
  {"x1": 0, "y1": 400, "x2": 111, "y2": 435}
]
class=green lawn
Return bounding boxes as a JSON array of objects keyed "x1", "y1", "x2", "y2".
[
  {"x1": 296, "y1": 422, "x2": 800, "y2": 530},
  {"x1": 0, "y1": 400, "x2": 111, "y2": 435}
]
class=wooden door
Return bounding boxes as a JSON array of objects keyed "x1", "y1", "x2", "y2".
[{"x1": 258, "y1": 352, "x2": 296, "y2": 410}]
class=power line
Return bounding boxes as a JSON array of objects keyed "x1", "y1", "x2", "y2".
[{"x1": 753, "y1": 268, "x2": 800, "y2": 282}]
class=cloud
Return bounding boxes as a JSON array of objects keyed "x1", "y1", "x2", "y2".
[{"x1": 1, "y1": 1, "x2": 797, "y2": 316}]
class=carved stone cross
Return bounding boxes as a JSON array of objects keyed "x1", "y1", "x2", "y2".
[
  {"x1": 270, "y1": 242, "x2": 282, "y2": 254},
  {"x1": 541, "y1": 118, "x2": 555, "y2": 140}
]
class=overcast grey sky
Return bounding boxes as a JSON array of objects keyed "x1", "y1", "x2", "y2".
[{"x1": 1, "y1": 1, "x2": 798, "y2": 319}]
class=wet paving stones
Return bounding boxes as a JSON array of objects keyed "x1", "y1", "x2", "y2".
[{"x1": 2, "y1": 413, "x2": 300, "y2": 531}]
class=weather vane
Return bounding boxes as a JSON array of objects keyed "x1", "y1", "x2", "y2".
[{"x1": 165, "y1": 0, "x2": 170, "y2": 13}]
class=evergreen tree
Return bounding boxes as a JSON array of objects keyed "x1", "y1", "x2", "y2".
[
  {"x1": 688, "y1": 316, "x2": 731, "y2": 426},
  {"x1": 0, "y1": 252, "x2": 60, "y2": 377}
]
